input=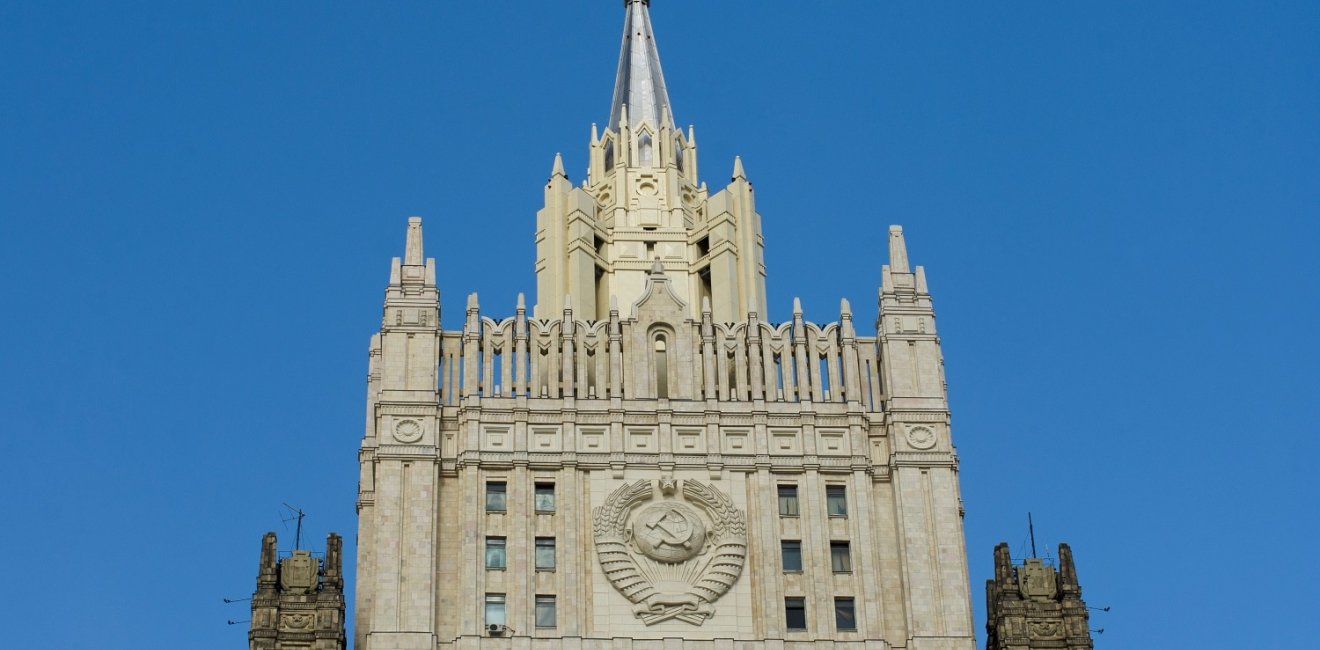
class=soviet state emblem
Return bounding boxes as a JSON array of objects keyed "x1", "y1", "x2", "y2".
[{"x1": 592, "y1": 479, "x2": 747, "y2": 626}]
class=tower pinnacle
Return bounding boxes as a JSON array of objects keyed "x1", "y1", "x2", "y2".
[{"x1": 610, "y1": 0, "x2": 674, "y2": 130}]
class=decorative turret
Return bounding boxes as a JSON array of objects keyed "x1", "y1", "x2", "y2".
[
  {"x1": 985, "y1": 542, "x2": 1095, "y2": 650},
  {"x1": 248, "y1": 532, "x2": 346, "y2": 650}
]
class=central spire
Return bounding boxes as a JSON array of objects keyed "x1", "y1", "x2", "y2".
[{"x1": 609, "y1": 0, "x2": 674, "y2": 130}]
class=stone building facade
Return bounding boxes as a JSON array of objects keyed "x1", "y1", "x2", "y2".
[
  {"x1": 353, "y1": 2, "x2": 975, "y2": 648},
  {"x1": 248, "y1": 532, "x2": 347, "y2": 650},
  {"x1": 984, "y1": 544, "x2": 1093, "y2": 650}
]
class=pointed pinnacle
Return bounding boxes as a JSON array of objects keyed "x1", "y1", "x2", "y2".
[
  {"x1": 516, "y1": 292, "x2": 526, "y2": 310},
  {"x1": 792, "y1": 297, "x2": 803, "y2": 315},
  {"x1": 404, "y1": 216, "x2": 424, "y2": 266},
  {"x1": 731, "y1": 156, "x2": 746, "y2": 181},
  {"x1": 551, "y1": 152, "x2": 566, "y2": 178}
]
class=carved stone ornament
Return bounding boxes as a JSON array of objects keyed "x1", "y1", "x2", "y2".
[
  {"x1": 1028, "y1": 620, "x2": 1063, "y2": 640},
  {"x1": 280, "y1": 612, "x2": 315, "y2": 631},
  {"x1": 905, "y1": 425, "x2": 936, "y2": 450},
  {"x1": 393, "y1": 418, "x2": 423, "y2": 443},
  {"x1": 279, "y1": 551, "x2": 318, "y2": 594},
  {"x1": 593, "y1": 479, "x2": 747, "y2": 626}
]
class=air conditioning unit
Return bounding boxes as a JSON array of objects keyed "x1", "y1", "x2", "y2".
[{"x1": 487, "y1": 623, "x2": 508, "y2": 636}]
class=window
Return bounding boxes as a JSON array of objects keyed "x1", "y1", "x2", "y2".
[
  {"x1": 535, "y1": 537, "x2": 556, "y2": 570},
  {"x1": 654, "y1": 334, "x2": 669, "y2": 399},
  {"x1": 639, "y1": 132, "x2": 653, "y2": 166},
  {"x1": 486, "y1": 481, "x2": 507, "y2": 512},
  {"x1": 830, "y1": 541, "x2": 852, "y2": 573},
  {"x1": 535, "y1": 595, "x2": 557, "y2": 628},
  {"x1": 826, "y1": 485, "x2": 848, "y2": 517},
  {"x1": 781, "y1": 540, "x2": 802, "y2": 572},
  {"x1": 835, "y1": 597, "x2": 857, "y2": 631},
  {"x1": 778, "y1": 485, "x2": 799, "y2": 517},
  {"x1": 484, "y1": 594, "x2": 506, "y2": 626},
  {"x1": 785, "y1": 597, "x2": 807, "y2": 631},
  {"x1": 485, "y1": 537, "x2": 507, "y2": 569},
  {"x1": 534, "y1": 482, "x2": 556, "y2": 513},
  {"x1": 603, "y1": 138, "x2": 615, "y2": 171}
]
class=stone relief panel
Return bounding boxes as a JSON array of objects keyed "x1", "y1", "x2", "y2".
[
  {"x1": 482, "y1": 425, "x2": 511, "y2": 451},
  {"x1": 392, "y1": 418, "x2": 424, "y2": 444},
  {"x1": 531, "y1": 426, "x2": 561, "y2": 452},
  {"x1": 592, "y1": 478, "x2": 747, "y2": 626}
]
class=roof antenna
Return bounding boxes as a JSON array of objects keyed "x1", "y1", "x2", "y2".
[
  {"x1": 1028, "y1": 512, "x2": 1038, "y2": 558},
  {"x1": 282, "y1": 503, "x2": 307, "y2": 550}
]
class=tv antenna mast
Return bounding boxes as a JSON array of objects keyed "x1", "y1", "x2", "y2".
[
  {"x1": 281, "y1": 503, "x2": 307, "y2": 550},
  {"x1": 1027, "y1": 512, "x2": 1038, "y2": 558}
]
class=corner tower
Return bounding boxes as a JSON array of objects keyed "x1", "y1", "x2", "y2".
[
  {"x1": 536, "y1": 0, "x2": 767, "y2": 322},
  {"x1": 985, "y1": 543, "x2": 1095, "y2": 650},
  {"x1": 355, "y1": 3, "x2": 976, "y2": 649}
]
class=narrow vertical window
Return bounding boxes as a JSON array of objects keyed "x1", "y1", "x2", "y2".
[
  {"x1": 785, "y1": 597, "x2": 807, "y2": 631},
  {"x1": 535, "y1": 595, "x2": 557, "y2": 628},
  {"x1": 535, "y1": 537, "x2": 556, "y2": 570},
  {"x1": 781, "y1": 540, "x2": 802, "y2": 572},
  {"x1": 484, "y1": 594, "x2": 506, "y2": 626},
  {"x1": 778, "y1": 485, "x2": 799, "y2": 517},
  {"x1": 835, "y1": 597, "x2": 857, "y2": 631},
  {"x1": 654, "y1": 335, "x2": 669, "y2": 399},
  {"x1": 534, "y1": 483, "x2": 556, "y2": 513},
  {"x1": 486, "y1": 481, "x2": 507, "y2": 512},
  {"x1": 639, "y1": 132, "x2": 653, "y2": 166},
  {"x1": 603, "y1": 137, "x2": 615, "y2": 171},
  {"x1": 485, "y1": 537, "x2": 507, "y2": 569},
  {"x1": 830, "y1": 541, "x2": 852, "y2": 573},
  {"x1": 675, "y1": 138, "x2": 685, "y2": 173},
  {"x1": 826, "y1": 485, "x2": 848, "y2": 517}
]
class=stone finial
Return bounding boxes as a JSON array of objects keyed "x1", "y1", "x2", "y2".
[
  {"x1": 619, "y1": 103, "x2": 629, "y2": 130},
  {"x1": 609, "y1": 294, "x2": 619, "y2": 313},
  {"x1": 888, "y1": 225, "x2": 910, "y2": 273},
  {"x1": 467, "y1": 292, "x2": 479, "y2": 311},
  {"x1": 516, "y1": 292, "x2": 526, "y2": 312},
  {"x1": 590, "y1": 122, "x2": 599, "y2": 145},
  {"x1": 688, "y1": 124, "x2": 696, "y2": 144},
  {"x1": 405, "y1": 217, "x2": 424, "y2": 266},
  {"x1": 840, "y1": 297, "x2": 852, "y2": 317},
  {"x1": 916, "y1": 265, "x2": 929, "y2": 293},
  {"x1": 732, "y1": 155, "x2": 746, "y2": 181},
  {"x1": 701, "y1": 295, "x2": 712, "y2": 316},
  {"x1": 1058, "y1": 543, "x2": 1079, "y2": 593},
  {"x1": 650, "y1": 257, "x2": 665, "y2": 276},
  {"x1": 551, "y1": 152, "x2": 566, "y2": 178},
  {"x1": 792, "y1": 296, "x2": 803, "y2": 316},
  {"x1": 260, "y1": 531, "x2": 278, "y2": 580}
]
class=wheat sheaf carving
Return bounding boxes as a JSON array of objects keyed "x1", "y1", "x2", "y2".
[{"x1": 591, "y1": 478, "x2": 747, "y2": 626}]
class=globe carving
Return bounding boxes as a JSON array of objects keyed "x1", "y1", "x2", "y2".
[{"x1": 631, "y1": 502, "x2": 706, "y2": 563}]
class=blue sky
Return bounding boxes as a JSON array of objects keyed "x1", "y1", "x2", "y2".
[{"x1": 2, "y1": 1, "x2": 1316, "y2": 647}]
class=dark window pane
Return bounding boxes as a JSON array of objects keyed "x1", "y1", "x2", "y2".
[
  {"x1": 835, "y1": 597, "x2": 856, "y2": 631},
  {"x1": 535, "y1": 537, "x2": 556, "y2": 570},
  {"x1": 830, "y1": 541, "x2": 852, "y2": 572},
  {"x1": 485, "y1": 537, "x2": 507, "y2": 569},
  {"x1": 785, "y1": 597, "x2": 807, "y2": 631},
  {"x1": 826, "y1": 485, "x2": 847, "y2": 517},
  {"x1": 534, "y1": 483, "x2": 556, "y2": 512},
  {"x1": 778, "y1": 485, "x2": 799, "y2": 517},
  {"x1": 535, "y1": 595, "x2": 556, "y2": 628},
  {"x1": 486, "y1": 482, "x2": 507, "y2": 512},
  {"x1": 781, "y1": 540, "x2": 802, "y2": 572}
]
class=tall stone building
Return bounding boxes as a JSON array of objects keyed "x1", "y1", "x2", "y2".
[
  {"x1": 353, "y1": 2, "x2": 975, "y2": 648},
  {"x1": 984, "y1": 544, "x2": 1094, "y2": 650}
]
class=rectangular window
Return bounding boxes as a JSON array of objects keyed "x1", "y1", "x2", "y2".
[
  {"x1": 535, "y1": 595, "x2": 557, "y2": 628},
  {"x1": 486, "y1": 481, "x2": 507, "y2": 512},
  {"x1": 535, "y1": 537, "x2": 556, "y2": 570},
  {"x1": 826, "y1": 485, "x2": 848, "y2": 517},
  {"x1": 534, "y1": 482, "x2": 556, "y2": 513},
  {"x1": 778, "y1": 485, "x2": 799, "y2": 517},
  {"x1": 484, "y1": 594, "x2": 506, "y2": 626},
  {"x1": 485, "y1": 537, "x2": 507, "y2": 569},
  {"x1": 785, "y1": 597, "x2": 807, "y2": 631},
  {"x1": 781, "y1": 540, "x2": 803, "y2": 572},
  {"x1": 830, "y1": 541, "x2": 852, "y2": 573},
  {"x1": 835, "y1": 597, "x2": 857, "y2": 631}
]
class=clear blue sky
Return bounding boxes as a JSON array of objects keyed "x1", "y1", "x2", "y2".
[{"x1": 2, "y1": 1, "x2": 1316, "y2": 647}]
